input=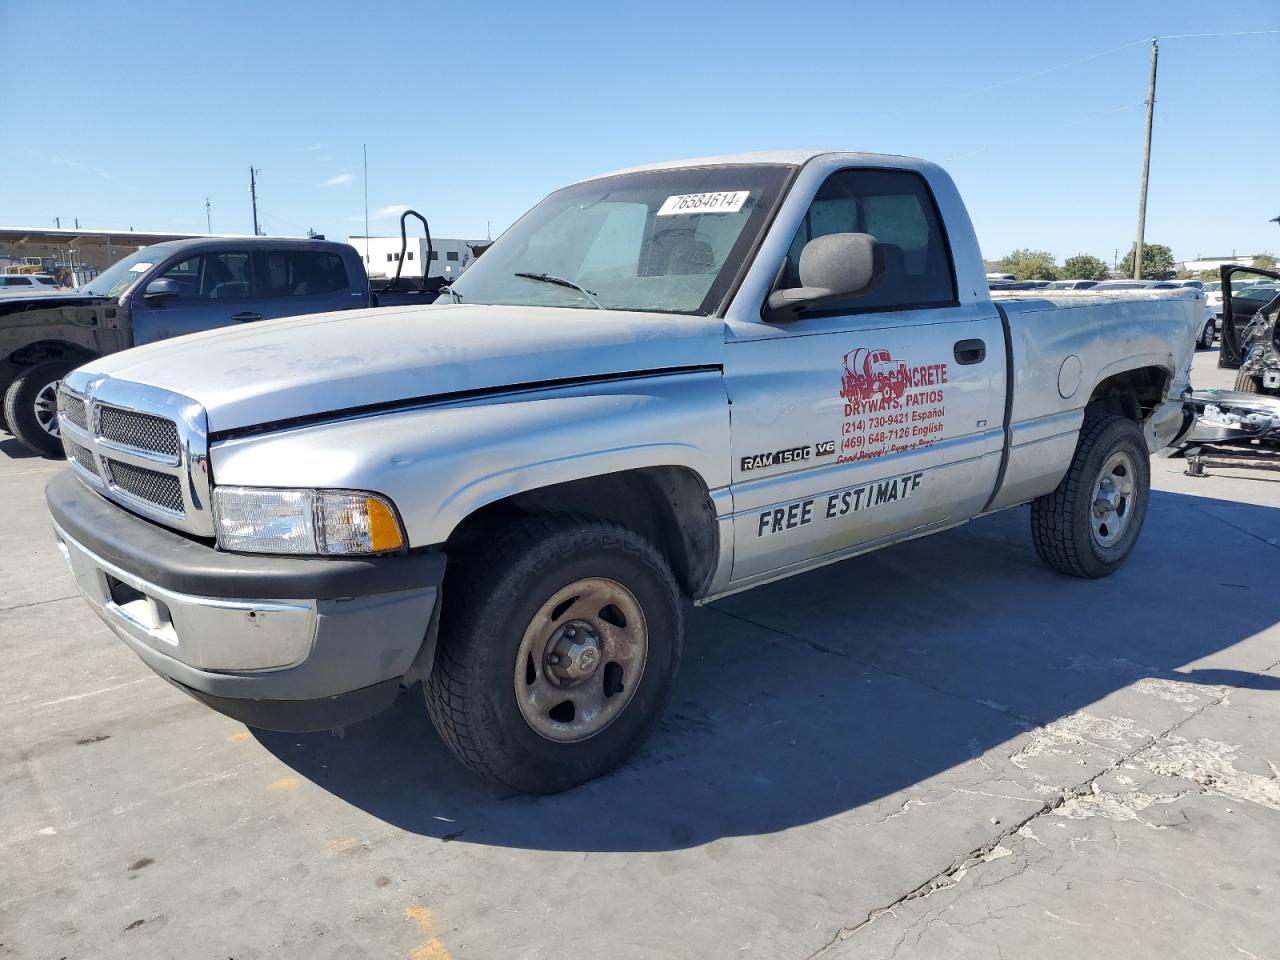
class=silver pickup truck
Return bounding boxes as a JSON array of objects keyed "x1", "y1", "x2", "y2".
[{"x1": 46, "y1": 151, "x2": 1199, "y2": 793}]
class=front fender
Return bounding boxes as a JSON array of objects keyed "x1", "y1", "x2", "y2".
[{"x1": 209, "y1": 370, "x2": 731, "y2": 547}]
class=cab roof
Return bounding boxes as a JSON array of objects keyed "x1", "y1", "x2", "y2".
[{"x1": 594, "y1": 150, "x2": 925, "y2": 180}]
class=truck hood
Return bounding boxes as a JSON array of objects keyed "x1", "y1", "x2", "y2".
[
  {"x1": 0, "y1": 292, "x2": 113, "y2": 320},
  {"x1": 80, "y1": 303, "x2": 725, "y2": 433}
]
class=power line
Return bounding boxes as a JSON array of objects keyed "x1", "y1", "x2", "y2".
[
  {"x1": 1157, "y1": 29, "x2": 1280, "y2": 40},
  {"x1": 926, "y1": 38, "x2": 1149, "y2": 111},
  {"x1": 920, "y1": 28, "x2": 1278, "y2": 114}
]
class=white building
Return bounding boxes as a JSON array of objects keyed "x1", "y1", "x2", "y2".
[
  {"x1": 1179, "y1": 255, "x2": 1258, "y2": 274},
  {"x1": 347, "y1": 235, "x2": 478, "y2": 281}
]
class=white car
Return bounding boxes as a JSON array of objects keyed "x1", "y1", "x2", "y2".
[
  {"x1": 1204, "y1": 281, "x2": 1223, "y2": 318},
  {"x1": 0, "y1": 274, "x2": 64, "y2": 296}
]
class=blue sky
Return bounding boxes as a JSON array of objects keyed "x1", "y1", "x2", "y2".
[{"x1": 3, "y1": 0, "x2": 1277, "y2": 264}]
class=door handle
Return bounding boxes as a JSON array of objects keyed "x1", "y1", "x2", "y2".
[
  {"x1": 231, "y1": 312, "x2": 262, "y2": 322},
  {"x1": 954, "y1": 338, "x2": 986, "y2": 364}
]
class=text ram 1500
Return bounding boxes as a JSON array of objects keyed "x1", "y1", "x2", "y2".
[{"x1": 46, "y1": 151, "x2": 1200, "y2": 793}]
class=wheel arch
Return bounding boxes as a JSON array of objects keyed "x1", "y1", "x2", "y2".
[
  {"x1": 5, "y1": 338, "x2": 100, "y2": 370},
  {"x1": 443, "y1": 465, "x2": 721, "y2": 600},
  {"x1": 1083, "y1": 362, "x2": 1171, "y2": 425}
]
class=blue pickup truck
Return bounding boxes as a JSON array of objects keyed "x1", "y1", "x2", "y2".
[{"x1": 1, "y1": 236, "x2": 436, "y2": 455}]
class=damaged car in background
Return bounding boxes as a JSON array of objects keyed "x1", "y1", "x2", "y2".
[{"x1": 1174, "y1": 265, "x2": 1280, "y2": 475}]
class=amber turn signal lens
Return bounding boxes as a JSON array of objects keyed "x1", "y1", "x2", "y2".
[{"x1": 366, "y1": 496, "x2": 404, "y2": 553}]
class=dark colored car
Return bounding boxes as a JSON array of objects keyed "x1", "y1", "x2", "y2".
[
  {"x1": 1, "y1": 237, "x2": 434, "y2": 455},
  {"x1": 1219, "y1": 265, "x2": 1280, "y2": 394}
]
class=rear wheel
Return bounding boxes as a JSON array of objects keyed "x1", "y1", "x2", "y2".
[
  {"x1": 1030, "y1": 415, "x2": 1150, "y2": 579},
  {"x1": 426, "y1": 514, "x2": 683, "y2": 794},
  {"x1": 1233, "y1": 369, "x2": 1262, "y2": 394},
  {"x1": 3, "y1": 360, "x2": 76, "y2": 456}
]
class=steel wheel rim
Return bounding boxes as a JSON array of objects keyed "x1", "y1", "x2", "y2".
[
  {"x1": 1090, "y1": 450, "x2": 1136, "y2": 548},
  {"x1": 514, "y1": 576, "x2": 648, "y2": 743},
  {"x1": 34, "y1": 379, "x2": 62, "y2": 438}
]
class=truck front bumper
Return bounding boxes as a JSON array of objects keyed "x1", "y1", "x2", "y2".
[{"x1": 46, "y1": 470, "x2": 444, "y2": 732}]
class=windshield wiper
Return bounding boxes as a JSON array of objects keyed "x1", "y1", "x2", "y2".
[
  {"x1": 439, "y1": 284, "x2": 462, "y2": 303},
  {"x1": 513, "y1": 272, "x2": 602, "y2": 309}
]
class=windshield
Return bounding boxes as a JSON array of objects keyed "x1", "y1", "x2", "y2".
[
  {"x1": 447, "y1": 165, "x2": 792, "y2": 315},
  {"x1": 79, "y1": 248, "x2": 160, "y2": 298}
]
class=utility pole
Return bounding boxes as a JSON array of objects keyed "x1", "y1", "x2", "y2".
[
  {"x1": 250, "y1": 166, "x2": 261, "y2": 236},
  {"x1": 54, "y1": 217, "x2": 60, "y2": 228},
  {"x1": 205, "y1": 197, "x2": 212, "y2": 234},
  {"x1": 1133, "y1": 38, "x2": 1158, "y2": 280}
]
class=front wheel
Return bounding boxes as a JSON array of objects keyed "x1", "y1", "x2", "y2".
[
  {"x1": 3, "y1": 360, "x2": 76, "y2": 456},
  {"x1": 426, "y1": 514, "x2": 683, "y2": 794},
  {"x1": 1199, "y1": 320, "x2": 1216, "y2": 350},
  {"x1": 1030, "y1": 416, "x2": 1151, "y2": 579}
]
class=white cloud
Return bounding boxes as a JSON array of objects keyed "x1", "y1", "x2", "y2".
[
  {"x1": 322, "y1": 173, "x2": 354, "y2": 187},
  {"x1": 25, "y1": 149, "x2": 112, "y2": 180},
  {"x1": 376, "y1": 204, "x2": 408, "y2": 217},
  {"x1": 304, "y1": 142, "x2": 322, "y2": 152}
]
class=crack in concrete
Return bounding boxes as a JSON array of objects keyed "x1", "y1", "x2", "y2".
[
  {"x1": 803, "y1": 682, "x2": 1233, "y2": 959},
  {"x1": 0, "y1": 594, "x2": 79, "y2": 614}
]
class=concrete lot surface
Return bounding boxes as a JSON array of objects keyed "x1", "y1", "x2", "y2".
[{"x1": 2, "y1": 351, "x2": 1277, "y2": 959}]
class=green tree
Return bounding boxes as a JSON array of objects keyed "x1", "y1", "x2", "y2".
[
  {"x1": 1118, "y1": 243, "x2": 1175, "y2": 279},
  {"x1": 998, "y1": 248, "x2": 1058, "y2": 281},
  {"x1": 1061, "y1": 254, "x2": 1110, "y2": 281},
  {"x1": 1253, "y1": 253, "x2": 1276, "y2": 271}
]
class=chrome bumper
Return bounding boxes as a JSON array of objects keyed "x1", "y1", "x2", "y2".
[{"x1": 56, "y1": 523, "x2": 317, "y2": 672}]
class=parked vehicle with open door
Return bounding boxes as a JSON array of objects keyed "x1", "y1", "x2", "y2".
[{"x1": 1218, "y1": 264, "x2": 1280, "y2": 394}]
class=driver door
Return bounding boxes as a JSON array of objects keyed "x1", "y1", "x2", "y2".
[
  {"x1": 131, "y1": 249, "x2": 263, "y2": 344},
  {"x1": 724, "y1": 167, "x2": 1006, "y2": 584}
]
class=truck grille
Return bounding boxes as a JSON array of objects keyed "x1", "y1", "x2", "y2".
[
  {"x1": 58, "y1": 391, "x2": 89, "y2": 431},
  {"x1": 102, "y1": 457, "x2": 186, "y2": 515},
  {"x1": 56, "y1": 374, "x2": 212, "y2": 537},
  {"x1": 97, "y1": 405, "x2": 181, "y2": 459},
  {"x1": 65, "y1": 438, "x2": 97, "y2": 473}
]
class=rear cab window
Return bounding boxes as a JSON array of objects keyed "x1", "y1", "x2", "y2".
[{"x1": 259, "y1": 250, "x2": 350, "y2": 298}]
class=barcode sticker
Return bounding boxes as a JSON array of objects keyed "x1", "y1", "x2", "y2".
[{"x1": 656, "y1": 191, "x2": 750, "y2": 216}]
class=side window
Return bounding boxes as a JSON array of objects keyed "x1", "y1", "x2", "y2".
[
  {"x1": 158, "y1": 252, "x2": 252, "y2": 300},
  {"x1": 261, "y1": 251, "x2": 350, "y2": 298},
  {"x1": 783, "y1": 169, "x2": 956, "y2": 313},
  {"x1": 446, "y1": 251, "x2": 459, "y2": 261}
]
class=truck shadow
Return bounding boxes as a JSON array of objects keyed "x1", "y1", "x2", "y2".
[{"x1": 254, "y1": 488, "x2": 1280, "y2": 852}]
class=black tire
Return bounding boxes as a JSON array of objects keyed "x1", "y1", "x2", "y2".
[
  {"x1": 1233, "y1": 369, "x2": 1261, "y2": 394},
  {"x1": 1030, "y1": 415, "x2": 1150, "y2": 579},
  {"x1": 1199, "y1": 320, "x2": 1216, "y2": 350},
  {"x1": 426, "y1": 513, "x2": 683, "y2": 794},
  {"x1": 3, "y1": 360, "x2": 76, "y2": 456}
]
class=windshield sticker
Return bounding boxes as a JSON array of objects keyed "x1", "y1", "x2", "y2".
[
  {"x1": 756, "y1": 471, "x2": 924, "y2": 538},
  {"x1": 657, "y1": 191, "x2": 749, "y2": 216},
  {"x1": 128, "y1": 262, "x2": 154, "y2": 273}
]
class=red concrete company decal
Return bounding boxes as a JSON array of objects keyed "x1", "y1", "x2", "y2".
[{"x1": 838, "y1": 348, "x2": 948, "y2": 463}]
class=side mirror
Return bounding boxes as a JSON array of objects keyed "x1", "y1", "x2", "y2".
[
  {"x1": 766, "y1": 232, "x2": 880, "y2": 322},
  {"x1": 144, "y1": 278, "x2": 180, "y2": 300}
]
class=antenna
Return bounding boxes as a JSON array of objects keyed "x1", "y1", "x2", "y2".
[
  {"x1": 363, "y1": 144, "x2": 370, "y2": 265},
  {"x1": 205, "y1": 197, "x2": 212, "y2": 234}
]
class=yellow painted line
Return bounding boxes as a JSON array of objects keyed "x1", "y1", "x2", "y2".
[
  {"x1": 405, "y1": 905, "x2": 452, "y2": 960},
  {"x1": 266, "y1": 776, "x2": 301, "y2": 792},
  {"x1": 226, "y1": 731, "x2": 252, "y2": 743}
]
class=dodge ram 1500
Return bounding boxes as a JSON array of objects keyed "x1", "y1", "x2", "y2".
[{"x1": 46, "y1": 151, "x2": 1199, "y2": 793}]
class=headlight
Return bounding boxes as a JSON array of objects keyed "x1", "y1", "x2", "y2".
[{"x1": 212, "y1": 487, "x2": 405, "y2": 556}]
